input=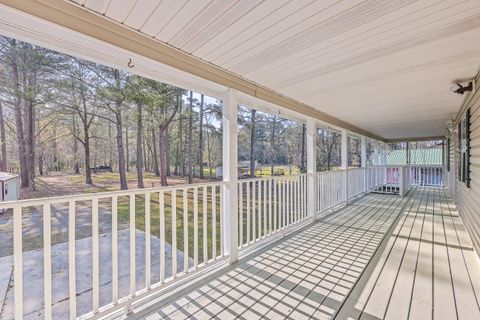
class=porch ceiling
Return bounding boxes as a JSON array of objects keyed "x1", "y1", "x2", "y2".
[{"x1": 5, "y1": 0, "x2": 480, "y2": 139}]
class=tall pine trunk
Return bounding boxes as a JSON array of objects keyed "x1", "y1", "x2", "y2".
[
  {"x1": 114, "y1": 69, "x2": 128, "y2": 190},
  {"x1": 166, "y1": 131, "x2": 171, "y2": 176},
  {"x1": 152, "y1": 128, "x2": 160, "y2": 176},
  {"x1": 159, "y1": 128, "x2": 168, "y2": 186},
  {"x1": 84, "y1": 125, "x2": 93, "y2": 184},
  {"x1": 72, "y1": 116, "x2": 80, "y2": 174},
  {"x1": 198, "y1": 94, "x2": 204, "y2": 179},
  {"x1": 125, "y1": 127, "x2": 129, "y2": 172},
  {"x1": 10, "y1": 39, "x2": 29, "y2": 187},
  {"x1": 136, "y1": 103, "x2": 144, "y2": 188},
  {"x1": 270, "y1": 116, "x2": 277, "y2": 176}
]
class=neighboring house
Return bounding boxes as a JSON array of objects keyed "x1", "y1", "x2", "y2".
[{"x1": 386, "y1": 149, "x2": 443, "y2": 186}]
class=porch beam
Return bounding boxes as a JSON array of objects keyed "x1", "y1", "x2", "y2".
[
  {"x1": 306, "y1": 118, "x2": 317, "y2": 220},
  {"x1": 222, "y1": 89, "x2": 238, "y2": 263},
  {"x1": 0, "y1": 0, "x2": 385, "y2": 142},
  {"x1": 386, "y1": 135, "x2": 445, "y2": 143}
]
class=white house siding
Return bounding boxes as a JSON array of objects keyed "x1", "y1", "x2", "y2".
[{"x1": 452, "y1": 71, "x2": 480, "y2": 254}]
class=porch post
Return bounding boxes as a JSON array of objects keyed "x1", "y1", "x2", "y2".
[
  {"x1": 222, "y1": 89, "x2": 238, "y2": 263},
  {"x1": 361, "y1": 136, "x2": 367, "y2": 192},
  {"x1": 341, "y1": 129, "x2": 348, "y2": 203},
  {"x1": 306, "y1": 118, "x2": 317, "y2": 219}
]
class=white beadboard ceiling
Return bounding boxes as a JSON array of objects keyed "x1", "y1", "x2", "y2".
[{"x1": 71, "y1": 0, "x2": 480, "y2": 139}]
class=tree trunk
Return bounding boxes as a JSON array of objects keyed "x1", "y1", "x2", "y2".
[
  {"x1": 136, "y1": 103, "x2": 144, "y2": 188},
  {"x1": 249, "y1": 109, "x2": 257, "y2": 178},
  {"x1": 25, "y1": 73, "x2": 36, "y2": 189},
  {"x1": 270, "y1": 116, "x2": 276, "y2": 176},
  {"x1": 165, "y1": 130, "x2": 171, "y2": 176},
  {"x1": 207, "y1": 131, "x2": 213, "y2": 178},
  {"x1": 114, "y1": 69, "x2": 128, "y2": 190},
  {"x1": 188, "y1": 91, "x2": 193, "y2": 184},
  {"x1": 10, "y1": 39, "x2": 29, "y2": 187},
  {"x1": 0, "y1": 102, "x2": 7, "y2": 172},
  {"x1": 159, "y1": 128, "x2": 168, "y2": 186},
  {"x1": 38, "y1": 152, "x2": 44, "y2": 176},
  {"x1": 84, "y1": 127, "x2": 93, "y2": 184},
  {"x1": 125, "y1": 127, "x2": 130, "y2": 172},
  {"x1": 143, "y1": 135, "x2": 149, "y2": 172},
  {"x1": 108, "y1": 122, "x2": 113, "y2": 167},
  {"x1": 198, "y1": 94, "x2": 204, "y2": 179},
  {"x1": 72, "y1": 116, "x2": 80, "y2": 174},
  {"x1": 151, "y1": 128, "x2": 160, "y2": 176}
]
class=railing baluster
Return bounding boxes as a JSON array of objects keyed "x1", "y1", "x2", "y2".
[
  {"x1": 183, "y1": 189, "x2": 188, "y2": 273},
  {"x1": 219, "y1": 187, "x2": 224, "y2": 257},
  {"x1": 203, "y1": 186, "x2": 208, "y2": 264},
  {"x1": 257, "y1": 179, "x2": 261, "y2": 239},
  {"x1": 92, "y1": 198, "x2": 100, "y2": 313},
  {"x1": 159, "y1": 191, "x2": 165, "y2": 283},
  {"x1": 246, "y1": 182, "x2": 250, "y2": 244},
  {"x1": 129, "y1": 195, "x2": 136, "y2": 298},
  {"x1": 273, "y1": 179, "x2": 277, "y2": 232},
  {"x1": 43, "y1": 204, "x2": 52, "y2": 319},
  {"x1": 13, "y1": 206, "x2": 23, "y2": 320},
  {"x1": 112, "y1": 196, "x2": 118, "y2": 304},
  {"x1": 68, "y1": 201, "x2": 77, "y2": 320},
  {"x1": 282, "y1": 178, "x2": 287, "y2": 229},
  {"x1": 212, "y1": 186, "x2": 217, "y2": 260},
  {"x1": 194, "y1": 187, "x2": 198, "y2": 269},
  {"x1": 172, "y1": 190, "x2": 177, "y2": 278},
  {"x1": 145, "y1": 193, "x2": 151, "y2": 289},
  {"x1": 263, "y1": 179, "x2": 267, "y2": 237},
  {"x1": 268, "y1": 179, "x2": 272, "y2": 235},
  {"x1": 252, "y1": 181, "x2": 256, "y2": 241},
  {"x1": 239, "y1": 183, "x2": 243, "y2": 247}
]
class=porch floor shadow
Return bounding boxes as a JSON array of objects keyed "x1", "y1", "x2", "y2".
[{"x1": 130, "y1": 187, "x2": 480, "y2": 320}]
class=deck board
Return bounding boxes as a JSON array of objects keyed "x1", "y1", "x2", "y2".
[{"x1": 130, "y1": 187, "x2": 480, "y2": 320}]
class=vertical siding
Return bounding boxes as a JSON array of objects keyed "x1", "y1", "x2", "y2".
[{"x1": 453, "y1": 72, "x2": 480, "y2": 253}]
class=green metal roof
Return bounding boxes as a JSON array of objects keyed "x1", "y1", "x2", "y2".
[{"x1": 387, "y1": 149, "x2": 442, "y2": 166}]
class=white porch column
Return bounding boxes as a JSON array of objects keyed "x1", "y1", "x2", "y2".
[
  {"x1": 306, "y1": 118, "x2": 317, "y2": 220},
  {"x1": 361, "y1": 136, "x2": 367, "y2": 192},
  {"x1": 341, "y1": 129, "x2": 348, "y2": 203},
  {"x1": 222, "y1": 89, "x2": 238, "y2": 263}
]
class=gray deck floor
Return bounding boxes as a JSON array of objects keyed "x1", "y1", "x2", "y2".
[{"x1": 132, "y1": 187, "x2": 480, "y2": 320}]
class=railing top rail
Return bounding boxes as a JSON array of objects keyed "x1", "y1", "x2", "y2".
[
  {"x1": 0, "y1": 180, "x2": 226, "y2": 209},
  {"x1": 238, "y1": 173, "x2": 307, "y2": 183}
]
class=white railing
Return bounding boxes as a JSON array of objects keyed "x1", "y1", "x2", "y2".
[
  {"x1": 347, "y1": 167, "x2": 366, "y2": 199},
  {"x1": 408, "y1": 165, "x2": 444, "y2": 187},
  {"x1": 0, "y1": 164, "x2": 447, "y2": 319},
  {"x1": 0, "y1": 181, "x2": 225, "y2": 320},
  {"x1": 316, "y1": 170, "x2": 346, "y2": 213},
  {"x1": 366, "y1": 165, "x2": 387, "y2": 192},
  {"x1": 237, "y1": 174, "x2": 307, "y2": 250}
]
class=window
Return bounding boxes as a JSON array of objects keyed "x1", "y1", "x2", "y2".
[{"x1": 458, "y1": 108, "x2": 471, "y2": 187}]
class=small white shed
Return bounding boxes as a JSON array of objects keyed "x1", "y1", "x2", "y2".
[{"x1": 0, "y1": 173, "x2": 20, "y2": 203}]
